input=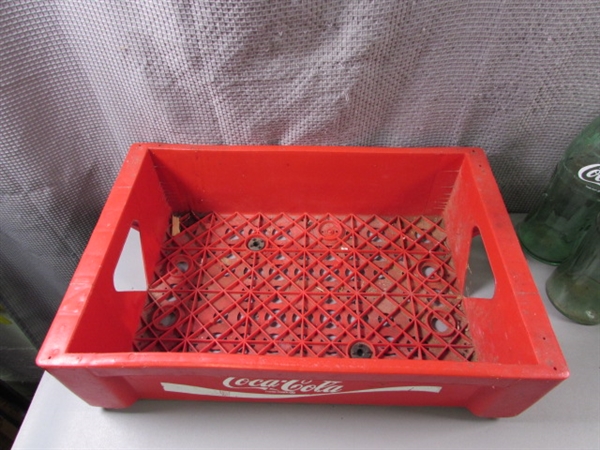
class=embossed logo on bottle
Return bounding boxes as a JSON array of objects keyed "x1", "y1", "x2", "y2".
[{"x1": 578, "y1": 164, "x2": 600, "y2": 187}]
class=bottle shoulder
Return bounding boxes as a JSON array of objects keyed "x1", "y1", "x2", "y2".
[{"x1": 564, "y1": 115, "x2": 600, "y2": 159}]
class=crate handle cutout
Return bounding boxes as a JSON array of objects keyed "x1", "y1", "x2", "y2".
[
  {"x1": 464, "y1": 227, "x2": 496, "y2": 299},
  {"x1": 113, "y1": 224, "x2": 147, "y2": 292}
]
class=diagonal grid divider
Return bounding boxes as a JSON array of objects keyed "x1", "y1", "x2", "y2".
[{"x1": 134, "y1": 212, "x2": 475, "y2": 361}]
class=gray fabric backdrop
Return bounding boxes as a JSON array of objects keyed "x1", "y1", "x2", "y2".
[{"x1": 1, "y1": 0, "x2": 599, "y2": 350}]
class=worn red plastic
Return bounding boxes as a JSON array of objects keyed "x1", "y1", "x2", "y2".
[{"x1": 37, "y1": 144, "x2": 568, "y2": 417}]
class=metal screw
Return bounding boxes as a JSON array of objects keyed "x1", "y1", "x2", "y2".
[
  {"x1": 349, "y1": 342, "x2": 373, "y2": 358},
  {"x1": 247, "y1": 237, "x2": 266, "y2": 251}
]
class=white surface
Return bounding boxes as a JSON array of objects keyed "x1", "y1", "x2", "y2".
[
  {"x1": 113, "y1": 227, "x2": 147, "y2": 292},
  {"x1": 13, "y1": 219, "x2": 600, "y2": 450}
]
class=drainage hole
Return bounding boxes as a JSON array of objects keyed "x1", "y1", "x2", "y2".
[
  {"x1": 432, "y1": 318, "x2": 449, "y2": 333},
  {"x1": 422, "y1": 265, "x2": 436, "y2": 277},
  {"x1": 176, "y1": 260, "x2": 189, "y2": 272},
  {"x1": 160, "y1": 312, "x2": 177, "y2": 328}
]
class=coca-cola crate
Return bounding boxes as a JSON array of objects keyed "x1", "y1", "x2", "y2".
[{"x1": 37, "y1": 144, "x2": 567, "y2": 417}]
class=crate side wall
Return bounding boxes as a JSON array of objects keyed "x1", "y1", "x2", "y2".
[
  {"x1": 148, "y1": 148, "x2": 464, "y2": 216},
  {"x1": 442, "y1": 155, "x2": 538, "y2": 365},
  {"x1": 67, "y1": 151, "x2": 172, "y2": 353}
]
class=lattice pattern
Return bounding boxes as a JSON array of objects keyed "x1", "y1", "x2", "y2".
[{"x1": 134, "y1": 213, "x2": 475, "y2": 361}]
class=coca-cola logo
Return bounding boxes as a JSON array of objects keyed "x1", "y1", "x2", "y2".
[
  {"x1": 161, "y1": 380, "x2": 442, "y2": 399},
  {"x1": 578, "y1": 164, "x2": 600, "y2": 187},
  {"x1": 223, "y1": 377, "x2": 343, "y2": 395}
]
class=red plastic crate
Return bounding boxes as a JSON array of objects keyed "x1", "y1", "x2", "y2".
[{"x1": 37, "y1": 144, "x2": 568, "y2": 417}]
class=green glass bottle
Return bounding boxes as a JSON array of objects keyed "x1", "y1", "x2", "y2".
[
  {"x1": 546, "y1": 213, "x2": 600, "y2": 325},
  {"x1": 517, "y1": 115, "x2": 600, "y2": 264}
]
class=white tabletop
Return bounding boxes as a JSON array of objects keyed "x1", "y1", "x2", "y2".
[{"x1": 13, "y1": 218, "x2": 600, "y2": 450}]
